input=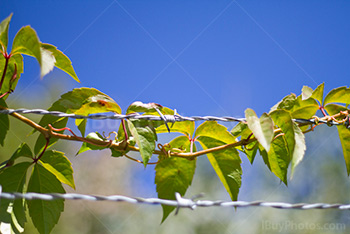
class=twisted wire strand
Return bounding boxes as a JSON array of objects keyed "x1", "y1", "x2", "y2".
[
  {"x1": 1, "y1": 191, "x2": 350, "y2": 210},
  {"x1": 0, "y1": 108, "x2": 347, "y2": 127}
]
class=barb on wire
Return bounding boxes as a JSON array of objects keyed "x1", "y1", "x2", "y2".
[
  {"x1": 1, "y1": 190, "x2": 350, "y2": 210},
  {"x1": 0, "y1": 108, "x2": 348, "y2": 127}
]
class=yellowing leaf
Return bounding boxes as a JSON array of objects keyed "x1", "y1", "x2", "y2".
[{"x1": 245, "y1": 109, "x2": 274, "y2": 151}]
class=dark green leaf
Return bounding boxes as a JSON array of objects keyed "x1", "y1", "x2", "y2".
[
  {"x1": 2, "y1": 143, "x2": 33, "y2": 168},
  {"x1": 0, "y1": 162, "x2": 31, "y2": 229},
  {"x1": 335, "y1": 125, "x2": 350, "y2": 176},
  {"x1": 195, "y1": 121, "x2": 242, "y2": 201},
  {"x1": 0, "y1": 13, "x2": 12, "y2": 52},
  {"x1": 127, "y1": 119, "x2": 156, "y2": 166},
  {"x1": 267, "y1": 135, "x2": 290, "y2": 185},
  {"x1": 270, "y1": 110, "x2": 294, "y2": 152},
  {"x1": 155, "y1": 136, "x2": 196, "y2": 222},
  {"x1": 0, "y1": 53, "x2": 24, "y2": 99},
  {"x1": 231, "y1": 122, "x2": 258, "y2": 163},
  {"x1": 230, "y1": 122, "x2": 249, "y2": 137},
  {"x1": 324, "y1": 86, "x2": 350, "y2": 105},
  {"x1": 39, "y1": 150, "x2": 75, "y2": 189},
  {"x1": 325, "y1": 104, "x2": 350, "y2": 175},
  {"x1": 41, "y1": 43, "x2": 80, "y2": 82},
  {"x1": 245, "y1": 109, "x2": 274, "y2": 151},
  {"x1": 11, "y1": 26, "x2": 41, "y2": 67},
  {"x1": 0, "y1": 99, "x2": 9, "y2": 146},
  {"x1": 27, "y1": 164, "x2": 65, "y2": 234}
]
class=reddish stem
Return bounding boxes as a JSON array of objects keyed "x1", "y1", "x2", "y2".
[
  {"x1": 0, "y1": 53, "x2": 10, "y2": 91},
  {"x1": 0, "y1": 91, "x2": 10, "y2": 99},
  {"x1": 33, "y1": 138, "x2": 50, "y2": 163},
  {"x1": 319, "y1": 106, "x2": 328, "y2": 117},
  {"x1": 121, "y1": 119, "x2": 128, "y2": 140}
]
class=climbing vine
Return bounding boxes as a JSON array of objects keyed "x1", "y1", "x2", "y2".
[{"x1": 0, "y1": 14, "x2": 349, "y2": 234}]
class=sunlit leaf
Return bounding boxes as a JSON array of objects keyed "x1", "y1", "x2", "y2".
[
  {"x1": 11, "y1": 26, "x2": 41, "y2": 67},
  {"x1": 270, "y1": 93, "x2": 297, "y2": 112},
  {"x1": 126, "y1": 101, "x2": 162, "y2": 114},
  {"x1": 0, "y1": 13, "x2": 13, "y2": 52},
  {"x1": 0, "y1": 99, "x2": 9, "y2": 146},
  {"x1": 27, "y1": 164, "x2": 65, "y2": 234},
  {"x1": 39, "y1": 150, "x2": 75, "y2": 189},
  {"x1": 324, "y1": 86, "x2": 350, "y2": 105},
  {"x1": 310, "y1": 83, "x2": 324, "y2": 105},
  {"x1": 127, "y1": 119, "x2": 157, "y2": 166},
  {"x1": 155, "y1": 136, "x2": 196, "y2": 222},
  {"x1": 41, "y1": 43, "x2": 80, "y2": 82},
  {"x1": 291, "y1": 105, "x2": 319, "y2": 119},
  {"x1": 195, "y1": 121, "x2": 242, "y2": 201},
  {"x1": 39, "y1": 46, "x2": 56, "y2": 78},
  {"x1": 302, "y1": 85, "x2": 314, "y2": 100},
  {"x1": 245, "y1": 109, "x2": 274, "y2": 151},
  {"x1": 0, "y1": 162, "x2": 31, "y2": 230}
]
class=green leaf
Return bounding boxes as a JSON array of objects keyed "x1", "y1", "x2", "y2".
[
  {"x1": 76, "y1": 119, "x2": 87, "y2": 137},
  {"x1": 39, "y1": 150, "x2": 75, "y2": 189},
  {"x1": 0, "y1": 13, "x2": 12, "y2": 52},
  {"x1": 126, "y1": 101, "x2": 162, "y2": 114},
  {"x1": 76, "y1": 132, "x2": 106, "y2": 155},
  {"x1": 324, "y1": 86, "x2": 350, "y2": 105},
  {"x1": 335, "y1": 125, "x2": 350, "y2": 176},
  {"x1": 324, "y1": 104, "x2": 350, "y2": 175},
  {"x1": 291, "y1": 105, "x2": 319, "y2": 119},
  {"x1": 245, "y1": 109, "x2": 274, "y2": 151},
  {"x1": 0, "y1": 162, "x2": 31, "y2": 229},
  {"x1": 127, "y1": 119, "x2": 157, "y2": 166},
  {"x1": 11, "y1": 26, "x2": 42, "y2": 67},
  {"x1": 155, "y1": 136, "x2": 196, "y2": 222},
  {"x1": 35, "y1": 88, "x2": 121, "y2": 153},
  {"x1": 230, "y1": 122, "x2": 249, "y2": 137},
  {"x1": 27, "y1": 164, "x2": 65, "y2": 234},
  {"x1": 41, "y1": 43, "x2": 80, "y2": 82},
  {"x1": 0, "y1": 53, "x2": 24, "y2": 99},
  {"x1": 301, "y1": 85, "x2": 314, "y2": 100},
  {"x1": 270, "y1": 109, "x2": 295, "y2": 157},
  {"x1": 266, "y1": 135, "x2": 290, "y2": 185},
  {"x1": 195, "y1": 121, "x2": 236, "y2": 143},
  {"x1": 195, "y1": 121, "x2": 242, "y2": 201},
  {"x1": 290, "y1": 123, "x2": 306, "y2": 177},
  {"x1": 270, "y1": 93, "x2": 297, "y2": 112},
  {"x1": 1, "y1": 143, "x2": 33, "y2": 169},
  {"x1": 0, "y1": 99, "x2": 9, "y2": 146},
  {"x1": 310, "y1": 83, "x2": 324, "y2": 104}
]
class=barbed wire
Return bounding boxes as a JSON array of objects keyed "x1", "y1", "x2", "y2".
[
  {"x1": 0, "y1": 108, "x2": 348, "y2": 128},
  {"x1": 1, "y1": 189, "x2": 350, "y2": 211}
]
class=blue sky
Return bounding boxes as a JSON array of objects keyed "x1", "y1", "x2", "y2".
[{"x1": 2, "y1": 0, "x2": 349, "y2": 119}]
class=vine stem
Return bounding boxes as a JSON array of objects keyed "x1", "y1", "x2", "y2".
[
  {"x1": 0, "y1": 104, "x2": 348, "y2": 161},
  {"x1": 0, "y1": 53, "x2": 10, "y2": 91}
]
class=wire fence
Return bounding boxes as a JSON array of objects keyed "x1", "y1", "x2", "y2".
[
  {"x1": 0, "y1": 108, "x2": 348, "y2": 128},
  {"x1": 1, "y1": 188, "x2": 350, "y2": 211}
]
